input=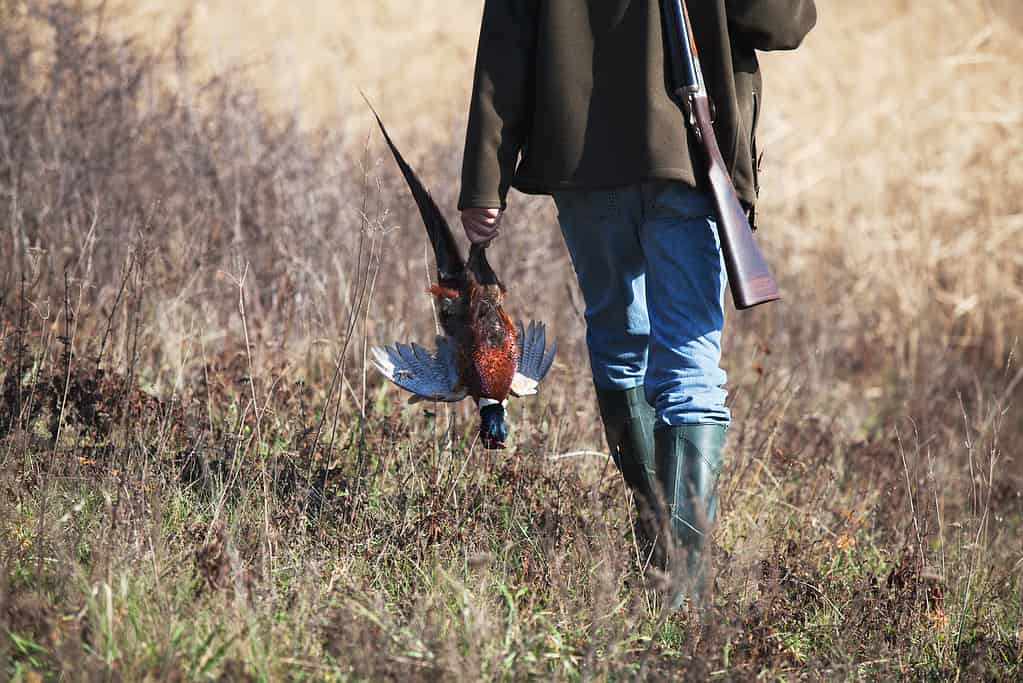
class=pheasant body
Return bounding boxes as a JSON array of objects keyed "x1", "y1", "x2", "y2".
[{"x1": 466, "y1": 287, "x2": 518, "y2": 400}]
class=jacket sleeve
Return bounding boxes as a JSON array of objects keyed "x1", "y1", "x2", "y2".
[
  {"x1": 726, "y1": 0, "x2": 817, "y2": 51},
  {"x1": 458, "y1": 0, "x2": 539, "y2": 210}
]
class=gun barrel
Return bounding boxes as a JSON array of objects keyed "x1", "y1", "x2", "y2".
[{"x1": 664, "y1": 0, "x2": 700, "y2": 90}]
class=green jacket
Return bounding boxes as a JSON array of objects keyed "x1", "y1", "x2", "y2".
[{"x1": 459, "y1": 0, "x2": 816, "y2": 211}]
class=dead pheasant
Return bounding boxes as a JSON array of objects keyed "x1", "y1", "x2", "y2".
[{"x1": 367, "y1": 103, "x2": 556, "y2": 449}]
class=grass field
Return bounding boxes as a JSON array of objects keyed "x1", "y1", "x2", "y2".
[{"x1": 1, "y1": 0, "x2": 1021, "y2": 679}]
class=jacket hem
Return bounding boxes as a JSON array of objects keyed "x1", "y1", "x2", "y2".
[{"x1": 510, "y1": 168, "x2": 758, "y2": 207}]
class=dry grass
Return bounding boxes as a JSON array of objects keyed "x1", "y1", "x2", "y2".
[
  {"x1": 103, "y1": 0, "x2": 484, "y2": 139},
  {"x1": 1, "y1": 0, "x2": 1021, "y2": 679}
]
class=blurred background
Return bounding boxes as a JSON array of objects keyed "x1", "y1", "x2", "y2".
[
  {"x1": 88, "y1": 0, "x2": 1022, "y2": 372},
  {"x1": 33, "y1": 0, "x2": 1016, "y2": 443},
  {"x1": 1, "y1": 0, "x2": 1021, "y2": 678}
]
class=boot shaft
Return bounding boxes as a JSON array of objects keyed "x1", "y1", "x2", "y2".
[
  {"x1": 654, "y1": 424, "x2": 725, "y2": 542},
  {"x1": 595, "y1": 385, "x2": 657, "y2": 499},
  {"x1": 654, "y1": 423, "x2": 726, "y2": 607}
]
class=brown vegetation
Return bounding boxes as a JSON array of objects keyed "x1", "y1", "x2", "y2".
[{"x1": 1, "y1": 1, "x2": 1020, "y2": 679}]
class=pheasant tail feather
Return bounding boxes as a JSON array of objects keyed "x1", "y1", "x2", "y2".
[{"x1": 363, "y1": 95, "x2": 465, "y2": 282}]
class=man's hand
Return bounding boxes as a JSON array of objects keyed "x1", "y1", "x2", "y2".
[{"x1": 461, "y1": 208, "x2": 503, "y2": 244}]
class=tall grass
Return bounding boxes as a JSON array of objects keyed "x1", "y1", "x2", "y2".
[{"x1": 1, "y1": 1, "x2": 1020, "y2": 679}]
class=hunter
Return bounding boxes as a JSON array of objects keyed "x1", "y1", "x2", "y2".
[{"x1": 458, "y1": 0, "x2": 816, "y2": 607}]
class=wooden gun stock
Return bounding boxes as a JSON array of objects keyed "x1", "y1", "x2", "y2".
[{"x1": 690, "y1": 95, "x2": 780, "y2": 309}]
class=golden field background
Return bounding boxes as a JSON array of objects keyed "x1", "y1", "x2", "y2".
[
  {"x1": 1, "y1": 0, "x2": 1021, "y2": 678},
  {"x1": 109, "y1": 0, "x2": 485, "y2": 137},
  {"x1": 104, "y1": 0, "x2": 1023, "y2": 362}
]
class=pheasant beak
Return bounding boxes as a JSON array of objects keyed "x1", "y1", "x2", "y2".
[{"x1": 479, "y1": 402, "x2": 508, "y2": 450}]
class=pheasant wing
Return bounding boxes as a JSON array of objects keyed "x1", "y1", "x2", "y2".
[
  {"x1": 510, "y1": 320, "x2": 557, "y2": 397},
  {"x1": 371, "y1": 337, "x2": 467, "y2": 403}
]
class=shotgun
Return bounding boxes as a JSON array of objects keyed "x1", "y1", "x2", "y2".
[{"x1": 661, "y1": 0, "x2": 781, "y2": 309}]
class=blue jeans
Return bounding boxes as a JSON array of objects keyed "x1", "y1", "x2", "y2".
[{"x1": 554, "y1": 181, "x2": 730, "y2": 427}]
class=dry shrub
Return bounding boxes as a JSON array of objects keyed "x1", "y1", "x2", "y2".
[{"x1": 1, "y1": 0, "x2": 372, "y2": 376}]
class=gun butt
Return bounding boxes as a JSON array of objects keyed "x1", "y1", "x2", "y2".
[
  {"x1": 696, "y1": 97, "x2": 781, "y2": 310},
  {"x1": 716, "y1": 195, "x2": 780, "y2": 307}
]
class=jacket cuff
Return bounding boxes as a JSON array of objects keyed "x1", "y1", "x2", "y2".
[{"x1": 457, "y1": 194, "x2": 506, "y2": 211}]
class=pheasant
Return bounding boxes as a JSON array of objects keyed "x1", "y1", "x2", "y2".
[{"x1": 367, "y1": 104, "x2": 556, "y2": 449}]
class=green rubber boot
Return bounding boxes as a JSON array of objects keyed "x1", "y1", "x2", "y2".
[
  {"x1": 654, "y1": 424, "x2": 726, "y2": 609},
  {"x1": 595, "y1": 386, "x2": 658, "y2": 543}
]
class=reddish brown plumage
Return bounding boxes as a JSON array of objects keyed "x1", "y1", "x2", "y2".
[
  {"x1": 470, "y1": 306, "x2": 518, "y2": 399},
  {"x1": 435, "y1": 281, "x2": 519, "y2": 402},
  {"x1": 427, "y1": 285, "x2": 462, "y2": 300}
]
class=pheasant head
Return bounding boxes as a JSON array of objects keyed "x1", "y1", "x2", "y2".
[{"x1": 479, "y1": 402, "x2": 508, "y2": 450}]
